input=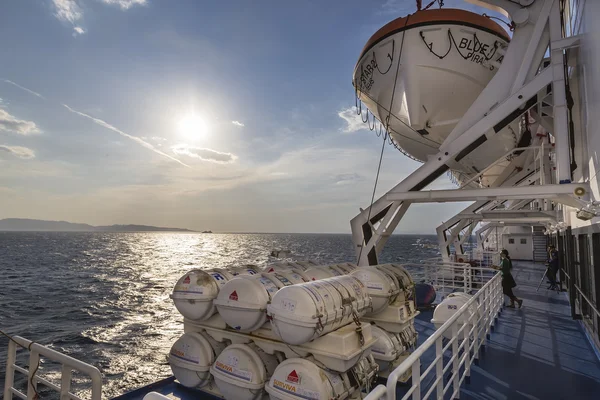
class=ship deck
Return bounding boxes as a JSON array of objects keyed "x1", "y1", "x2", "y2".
[{"x1": 113, "y1": 261, "x2": 600, "y2": 400}]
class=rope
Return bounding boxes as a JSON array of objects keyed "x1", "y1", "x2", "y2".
[
  {"x1": 1, "y1": 329, "x2": 41, "y2": 399},
  {"x1": 483, "y1": 13, "x2": 515, "y2": 31},
  {"x1": 357, "y1": 14, "x2": 411, "y2": 265}
]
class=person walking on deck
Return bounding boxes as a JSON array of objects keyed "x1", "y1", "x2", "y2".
[{"x1": 494, "y1": 250, "x2": 523, "y2": 308}]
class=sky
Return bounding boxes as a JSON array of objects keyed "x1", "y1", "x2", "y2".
[{"x1": 0, "y1": 0, "x2": 499, "y2": 234}]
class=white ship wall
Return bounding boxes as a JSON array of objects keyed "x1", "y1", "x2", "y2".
[
  {"x1": 502, "y1": 234, "x2": 533, "y2": 261},
  {"x1": 565, "y1": 0, "x2": 600, "y2": 230}
]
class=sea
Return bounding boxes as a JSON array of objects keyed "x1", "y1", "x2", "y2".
[{"x1": 0, "y1": 232, "x2": 442, "y2": 399}]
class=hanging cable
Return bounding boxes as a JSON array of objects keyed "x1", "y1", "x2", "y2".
[{"x1": 357, "y1": 14, "x2": 411, "y2": 265}]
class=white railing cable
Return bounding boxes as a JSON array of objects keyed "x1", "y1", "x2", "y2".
[
  {"x1": 374, "y1": 271, "x2": 502, "y2": 400},
  {"x1": 2, "y1": 335, "x2": 102, "y2": 400}
]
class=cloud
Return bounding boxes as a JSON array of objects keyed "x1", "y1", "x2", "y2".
[
  {"x1": 52, "y1": 0, "x2": 86, "y2": 35},
  {"x1": 100, "y1": 0, "x2": 147, "y2": 10},
  {"x1": 52, "y1": 0, "x2": 82, "y2": 24},
  {"x1": 231, "y1": 121, "x2": 245, "y2": 127},
  {"x1": 0, "y1": 145, "x2": 35, "y2": 159},
  {"x1": 151, "y1": 136, "x2": 167, "y2": 142},
  {"x1": 338, "y1": 106, "x2": 368, "y2": 133},
  {"x1": 0, "y1": 109, "x2": 41, "y2": 135},
  {"x1": 379, "y1": 0, "x2": 419, "y2": 15},
  {"x1": 2, "y1": 80, "x2": 45, "y2": 99},
  {"x1": 63, "y1": 104, "x2": 190, "y2": 167},
  {"x1": 73, "y1": 26, "x2": 86, "y2": 36},
  {"x1": 334, "y1": 173, "x2": 362, "y2": 185},
  {"x1": 172, "y1": 144, "x2": 237, "y2": 164}
]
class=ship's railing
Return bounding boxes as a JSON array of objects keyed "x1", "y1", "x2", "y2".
[
  {"x1": 408, "y1": 261, "x2": 496, "y2": 299},
  {"x1": 469, "y1": 250, "x2": 501, "y2": 269},
  {"x1": 364, "y1": 271, "x2": 503, "y2": 400},
  {"x1": 3, "y1": 336, "x2": 102, "y2": 400}
]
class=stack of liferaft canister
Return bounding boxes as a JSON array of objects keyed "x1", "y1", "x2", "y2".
[{"x1": 168, "y1": 261, "x2": 419, "y2": 400}]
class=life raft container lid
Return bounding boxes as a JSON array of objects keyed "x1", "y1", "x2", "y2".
[{"x1": 357, "y1": 8, "x2": 510, "y2": 64}]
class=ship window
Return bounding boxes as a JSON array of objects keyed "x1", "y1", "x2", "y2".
[
  {"x1": 508, "y1": 238, "x2": 515, "y2": 244},
  {"x1": 521, "y1": 238, "x2": 527, "y2": 244}
]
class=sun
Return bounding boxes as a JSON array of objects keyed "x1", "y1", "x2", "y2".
[{"x1": 178, "y1": 113, "x2": 208, "y2": 140}]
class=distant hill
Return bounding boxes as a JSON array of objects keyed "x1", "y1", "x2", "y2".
[{"x1": 0, "y1": 218, "x2": 195, "y2": 232}]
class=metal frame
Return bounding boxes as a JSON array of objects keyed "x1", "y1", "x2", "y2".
[
  {"x1": 3, "y1": 336, "x2": 102, "y2": 400},
  {"x1": 352, "y1": 0, "x2": 582, "y2": 266}
]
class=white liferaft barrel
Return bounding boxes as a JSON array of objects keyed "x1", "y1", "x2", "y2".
[
  {"x1": 300, "y1": 266, "x2": 337, "y2": 281},
  {"x1": 171, "y1": 269, "x2": 234, "y2": 321},
  {"x1": 334, "y1": 263, "x2": 358, "y2": 273},
  {"x1": 228, "y1": 265, "x2": 262, "y2": 276},
  {"x1": 210, "y1": 343, "x2": 279, "y2": 400},
  {"x1": 169, "y1": 332, "x2": 227, "y2": 388},
  {"x1": 351, "y1": 266, "x2": 400, "y2": 315},
  {"x1": 431, "y1": 292, "x2": 478, "y2": 339},
  {"x1": 214, "y1": 272, "x2": 306, "y2": 332},
  {"x1": 265, "y1": 358, "x2": 347, "y2": 400},
  {"x1": 263, "y1": 261, "x2": 320, "y2": 273},
  {"x1": 301, "y1": 263, "x2": 354, "y2": 281},
  {"x1": 378, "y1": 264, "x2": 414, "y2": 291},
  {"x1": 266, "y1": 356, "x2": 377, "y2": 400},
  {"x1": 369, "y1": 325, "x2": 402, "y2": 373},
  {"x1": 267, "y1": 275, "x2": 371, "y2": 345}
]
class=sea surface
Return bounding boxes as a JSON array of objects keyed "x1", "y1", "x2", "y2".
[{"x1": 0, "y1": 232, "x2": 441, "y2": 398}]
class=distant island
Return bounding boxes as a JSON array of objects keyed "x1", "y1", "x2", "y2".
[{"x1": 0, "y1": 218, "x2": 197, "y2": 232}]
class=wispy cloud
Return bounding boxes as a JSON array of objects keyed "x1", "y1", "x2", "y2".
[
  {"x1": 52, "y1": 0, "x2": 85, "y2": 36},
  {"x1": 334, "y1": 173, "x2": 362, "y2": 185},
  {"x1": 0, "y1": 145, "x2": 35, "y2": 159},
  {"x1": 337, "y1": 106, "x2": 367, "y2": 133},
  {"x1": 379, "y1": 0, "x2": 416, "y2": 15},
  {"x1": 73, "y1": 26, "x2": 86, "y2": 36},
  {"x1": 100, "y1": 0, "x2": 147, "y2": 10},
  {"x1": 231, "y1": 121, "x2": 245, "y2": 127},
  {"x1": 63, "y1": 104, "x2": 190, "y2": 167},
  {"x1": 172, "y1": 144, "x2": 237, "y2": 164},
  {"x1": 51, "y1": 0, "x2": 147, "y2": 35},
  {"x1": 151, "y1": 136, "x2": 167, "y2": 142},
  {"x1": 2, "y1": 79, "x2": 45, "y2": 99},
  {"x1": 0, "y1": 109, "x2": 41, "y2": 135}
]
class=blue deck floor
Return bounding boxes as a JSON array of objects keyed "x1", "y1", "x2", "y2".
[
  {"x1": 114, "y1": 262, "x2": 600, "y2": 400},
  {"x1": 456, "y1": 261, "x2": 600, "y2": 400}
]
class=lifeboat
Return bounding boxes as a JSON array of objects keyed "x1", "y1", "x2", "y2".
[{"x1": 354, "y1": 9, "x2": 520, "y2": 187}]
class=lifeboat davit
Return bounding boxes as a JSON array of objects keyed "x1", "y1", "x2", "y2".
[{"x1": 354, "y1": 9, "x2": 518, "y2": 187}]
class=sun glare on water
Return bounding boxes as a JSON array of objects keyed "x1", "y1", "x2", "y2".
[{"x1": 178, "y1": 113, "x2": 208, "y2": 141}]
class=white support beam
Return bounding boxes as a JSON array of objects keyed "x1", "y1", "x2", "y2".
[
  {"x1": 386, "y1": 183, "x2": 586, "y2": 203},
  {"x1": 549, "y1": 0, "x2": 572, "y2": 183},
  {"x1": 511, "y1": 0, "x2": 554, "y2": 94},
  {"x1": 552, "y1": 34, "x2": 582, "y2": 51}
]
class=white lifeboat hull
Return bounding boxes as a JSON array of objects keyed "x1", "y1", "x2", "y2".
[{"x1": 354, "y1": 9, "x2": 520, "y2": 187}]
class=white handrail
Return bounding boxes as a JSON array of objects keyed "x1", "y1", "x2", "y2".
[
  {"x1": 3, "y1": 336, "x2": 102, "y2": 400},
  {"x1": 367, "y1": 271, "x2": 503, "y2": 400}
]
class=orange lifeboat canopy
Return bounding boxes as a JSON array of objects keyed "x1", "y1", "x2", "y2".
[{"x1": 357, "y1": 8, "x2": 510, "y2": 65}]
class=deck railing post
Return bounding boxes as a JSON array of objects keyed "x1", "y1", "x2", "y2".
[
  {"x1": 452, "y1": 323, "x2": 460, "y2": 399},
  {"x1": 60, "y1": 365, "x2": 72, "y2": 400},
  {"x1": 436, "y1": 337, "x2": 443, "y2": 399},
  {"x1": 464, "y1": 311, "x2": 471, "y2": 384},
  {"x1": 4, "y1": 340, "x2": 17, "y2": 400},
  {"x1": 27, "y1": 350, "x2": 40, "y2": 400},
  {"x1": 412, "y1": 359, "x2": 421, "y2": 400}
]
